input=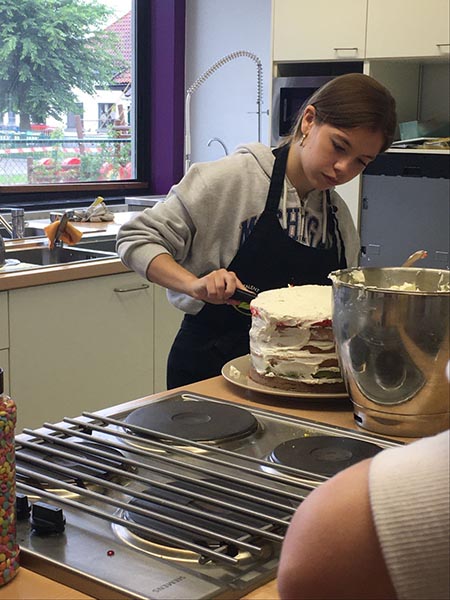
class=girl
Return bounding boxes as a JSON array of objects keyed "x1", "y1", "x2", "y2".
[{"x1": 117, "y1": 73, "x2": 397, "y2": 388}]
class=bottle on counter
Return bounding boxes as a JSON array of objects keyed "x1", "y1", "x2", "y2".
[{"x1": 0, "y1": 368, "x2": 19, "y2": 585}]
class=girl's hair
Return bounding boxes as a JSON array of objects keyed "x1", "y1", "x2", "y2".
[{"x1": 282, "y1": 73, "x2": 397, "y2": 153}]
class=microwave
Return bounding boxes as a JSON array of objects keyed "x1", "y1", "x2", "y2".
[
  {"x1": 271, "y1": 60, "x2": 364, "y2": 146},
  {"x1": 271, "y1": 76, "x2": 335, "y2": 146}
]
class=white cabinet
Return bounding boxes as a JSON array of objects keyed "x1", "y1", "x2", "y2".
[
  {"x1": 273, "y1": 0, "x2": 449, "y2": 61},
  {"x1": 153, "y1": 285, "x2": 183, "y2": 393},
  {"x1": 272, "y1": 0, "x2": 367, "y2": 61},
  {"x1": 366, "y1": 0, "x2": 450, "y2": 59},
  {"x1": 9, "y1": 273, "x2": 154, "y2": 432},
  {"x1": 0, "y1": 292, "x2": 8, "y2": 351}
]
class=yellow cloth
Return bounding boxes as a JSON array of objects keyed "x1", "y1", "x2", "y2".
[{"x1": 44, "y1": 220, "x2": 83, "y2": 249}]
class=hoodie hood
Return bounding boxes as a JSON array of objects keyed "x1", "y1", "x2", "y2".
[{"x1": 234, "y1": 142, "x2": 277, "y2": 178}]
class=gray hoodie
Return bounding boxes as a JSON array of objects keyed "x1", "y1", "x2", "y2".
[{"x1": 117, "y1": 143, "x2": 360, "y2": 314}]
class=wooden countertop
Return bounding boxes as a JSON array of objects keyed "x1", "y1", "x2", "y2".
[
  {"x1": 0, "y1": 212, "x2": 137, "y2": 292},
  {"x1": 2, "y1": 376, "x2": 408, "y2": 600}
]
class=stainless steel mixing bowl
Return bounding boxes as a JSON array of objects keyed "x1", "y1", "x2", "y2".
[{"x1": 329, "y1": 267, "x2": 450, "y2": 437}]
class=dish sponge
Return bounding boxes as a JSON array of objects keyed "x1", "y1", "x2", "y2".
[{"x1": 44, "y1": 220, "x2": 83, "y2": 249}]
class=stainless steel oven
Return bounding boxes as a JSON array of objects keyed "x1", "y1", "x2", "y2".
[{"x1": 15, "y1": 391, "x2": 401, "y2": 599}]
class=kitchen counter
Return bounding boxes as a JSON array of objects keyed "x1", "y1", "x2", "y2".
[
  {"x1": 0, "y1": 212, "x2": 137, "y2": 292},
  {"x1": 2, "y1": 375, "x2": 408, "y2": 600}
]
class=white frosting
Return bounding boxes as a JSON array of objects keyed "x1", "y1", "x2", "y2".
[
  {"x1": 249, "y1": 285, "x2": 343, "y2": 385},
  {"x1": 250, "y1": 285, "x2": 333, "y2": 324}
]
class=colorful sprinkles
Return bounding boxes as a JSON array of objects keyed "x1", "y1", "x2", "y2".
[{"x1": 0, "y1": 395, "x2": 19, "y2": 586}]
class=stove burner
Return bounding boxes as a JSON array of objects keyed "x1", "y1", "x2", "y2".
[
  {"x1": 16, "y1": 441, "x2": 128, "y2": 489},
  {"x1": 117, "y1": 478, "x2": 290, "y2": 563},
  {"x1": 269, "y1": 436, "x2": 382, "y2": 477},
  {"x1": 124, "y1": 398, "x2": 259, "y2": 443}
]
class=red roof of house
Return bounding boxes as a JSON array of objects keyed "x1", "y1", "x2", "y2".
[{"x1": 106, "y1": 11, "x2": 131, "y2": 86}]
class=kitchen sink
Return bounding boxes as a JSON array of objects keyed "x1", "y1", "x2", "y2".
[
  {"x1": 75, "y1": 236, "x2": 117, "y2": 253},
  {"x1": 5, "y1": 245, "x2": 117, "y2": 267},
  {"x1": 0, "y1": 226, "x2": 46, "y2": 238}
]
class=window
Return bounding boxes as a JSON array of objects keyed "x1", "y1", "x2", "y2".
[
  {"x1": 0, "y1": 0, "x2": 185, "y2": 208},
  {"x1": 0, "y1": 0, "x2": 157, "y2": 207}
]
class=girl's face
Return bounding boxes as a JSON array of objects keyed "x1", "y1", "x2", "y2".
[{"x1": 291, "y1": 106, "x2": 384, "y2": 195}]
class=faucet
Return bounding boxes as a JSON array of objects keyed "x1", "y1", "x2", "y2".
[
  {"x1": 0, "y1": 207, "x2": 25, "y2": 267},
  {"x1": 11, "y1": 208, "x2": 25, "y2": 239},
  {"x1": 184, "y1": 50, "x2": 264, "y2": 172},
  {"x1": 207, "y1": 137, "x2": 229, "y2": 156},
  {"x1": 0, "y1": 214, "x2": 12, "y2": 237},
  {"x1": 0, "y1": 208, "x2": 25, "y2": 239}
]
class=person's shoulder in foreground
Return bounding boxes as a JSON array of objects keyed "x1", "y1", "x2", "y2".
[{"x1": 277, "y1": 429, "x2": 450, "y2": 600}]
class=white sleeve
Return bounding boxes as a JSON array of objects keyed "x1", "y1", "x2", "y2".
[
  {"x1": 330, "y1": 190, "x2": 360, "y2": 267},
  {"x1": 369, "y1": 430, "x2": 450, "y2": 600}
]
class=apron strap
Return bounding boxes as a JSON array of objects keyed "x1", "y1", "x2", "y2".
[
  {"x1": 265, "y1": 144, "x2": 290, "y2": 213},
  {"x1": 326, "y1": 189, "x2": 348, "y2": 269}
]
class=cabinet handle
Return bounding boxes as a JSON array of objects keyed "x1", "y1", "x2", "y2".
[
  {"x1": 436, "y1": 43, "x2": 450, "y2": 47},
  {"x1": 114, "y1": 283, "x2": 150, "y2": 293},
  {"x1": 333, "y1": 47, "x2": 358, "y2": 52}
]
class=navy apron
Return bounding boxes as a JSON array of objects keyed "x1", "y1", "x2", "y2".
[{"x1": 167, "y1": 144, "x2": 347, "y2": 388}]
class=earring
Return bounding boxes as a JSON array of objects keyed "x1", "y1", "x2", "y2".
[{"x1": 300, "y1": 133, "x2": 307, "y2": 147}]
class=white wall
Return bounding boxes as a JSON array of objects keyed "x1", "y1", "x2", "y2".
[
  {"x1": 184, "y1": 2, "x2": 363, "y2": 226},
  {"x1": 185, "y1": 0, "x2": 272, "y2": 165}
]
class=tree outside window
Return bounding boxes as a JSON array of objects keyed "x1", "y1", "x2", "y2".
[{"x1": 0, "y1": 0, "x2": 133, "y2": 187}]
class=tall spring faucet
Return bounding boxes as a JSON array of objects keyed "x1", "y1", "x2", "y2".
[
  {"x1": 184, "y1": 50, "x2": 264, "y2": 173},
  {"x1": 207, "y1": 137, "x2": 229, "y2": 156}
]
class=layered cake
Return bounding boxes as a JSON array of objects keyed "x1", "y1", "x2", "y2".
[{"x1": 248, "y1": 285, "x2": 346, "y2": 393}]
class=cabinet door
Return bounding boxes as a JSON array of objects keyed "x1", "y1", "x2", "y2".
[
  {"x1": 9, "y1": 273, "x2": 154, "y2": 432},
  {"x1": 0, "y1": 349, "x2": 10, "y2": 395},
  {"x1": 273, "y1": 0, "x2": 367, "y2": 61},
  {"x1": 153, "y1": 285, "x2": 183, "y2": 393},
  {"x1": 0, "y1": 292, "x2": 9, "y2": 350},
  {"x1": 366, "y1": 0, "x2": 450, "y2": 58}
]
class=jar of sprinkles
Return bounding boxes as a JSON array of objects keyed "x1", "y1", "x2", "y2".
[{"x1": 0, "y1": 368, "x2": 19, "y2": 585}]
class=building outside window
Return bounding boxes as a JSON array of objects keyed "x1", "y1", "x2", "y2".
[{"x1": 67, "y1": 104, "x2": 84, "y2": 131}]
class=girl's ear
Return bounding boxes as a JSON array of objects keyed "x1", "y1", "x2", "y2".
[{"x1": 301, "y1": 105, "x2": 316, "y2": 135}]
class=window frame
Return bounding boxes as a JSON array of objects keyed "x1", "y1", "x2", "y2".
[{"x1": 0, "y1": 0, "x2": 185, "y2": 210}]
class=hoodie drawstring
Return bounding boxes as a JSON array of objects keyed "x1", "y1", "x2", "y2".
[{"x1": 281, "y1": 181, "x2": 288, "y2": 230}]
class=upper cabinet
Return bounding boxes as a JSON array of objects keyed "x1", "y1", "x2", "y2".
[
  {"x1": 272, "y1": 0, "x2": 367, "y2": 62},
  {"x1": 366, "y1": 0, "x2": 450, "y2": 59},
  {"x1": 273, "y1": 0, "x2": 449, "y2": 62}
]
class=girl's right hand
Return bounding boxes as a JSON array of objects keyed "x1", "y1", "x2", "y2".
[{"x1": 189, "y1": 269, "x2": 243, "y2": 305}]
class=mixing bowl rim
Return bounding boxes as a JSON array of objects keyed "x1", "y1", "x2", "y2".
[{"x1": 329, "y1": 266, "x2": 450, "y2": 295}]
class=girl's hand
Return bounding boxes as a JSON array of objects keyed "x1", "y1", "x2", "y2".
[{"x1": 188, "y1": 269, "x2": 244, "y2": 305}]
